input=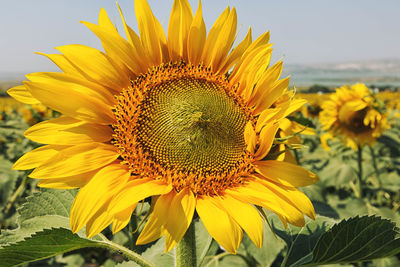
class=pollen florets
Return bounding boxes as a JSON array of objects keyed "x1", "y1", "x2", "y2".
[{"x1": 113, "y1": 62, "x2": 255, "y2": 196}]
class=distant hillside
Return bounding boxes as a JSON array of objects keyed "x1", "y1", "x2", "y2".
[
  {"x1": 283, "y1": 59, "x2": 400, "y2": 88},
  {"x1": 311, "y1": 58, "x2": 400, "y2": 72},
  {"x1": 0, "y1": 72, "x2": 24, "y2": 96},
  {"x1": 0, "y1": 72, "x2": 25, "y2": 82},
  {"x1": 0, "y1": 81, "x2": 22, "y2": 96}
]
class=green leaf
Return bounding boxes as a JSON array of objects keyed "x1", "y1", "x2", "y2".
[
  {"x1": 299, "y1": 183, "x2": 325, "y2": 203},
  {"x1": 371, "y1": 256, "x2": 400, "y2": 267},
  {"x1": 0, "y1": 158, "x2": 19, "y2": 206},
  {"x1": 318, "y1": 160, "x2": 356, "y2": 187},
  {"x1": 0, "y1": 189, "x2": 77, "y2": 245},
  {"x1": 380, "y1": 171, "x2": 400, "y2": 192},
  {"x1": 368, "y1": 206, "x2": 400, "y2": 226},
  {"x1": 240, "y1": 223, "x2": 285, "y2": 267},
  {"x1": 270, "y1": 215, "x2": 336, "y2": 267},
  {"x1": 330, "y1": 198, "x2": 368, "y2": 219},
  {"x1": 0, "y1": 228, "x2": 98, "y2": 267},
  {"x1": 286, "y1": 115, "x2": 315, "y2": 129},
  {"x1": 302, "y1": 215, "x2": 400, "y2": 266},
  {"x1": 0, "y1": 189, "x2": 154, "y2": 267},
  {"x1": 195, "y1": 219, "x2": 216, "y2": 267},
  {"x1": 140, "y1": 237, "x2": 175, "y2": 267},
  {"x1": 59, "y1": 254, "x2": 86, "y2": 267},
  {"x1": 311, "y1": 201, "x2": 340, "y2": 219},
  {"x1": 201, "y1": 253, "x2": 250, "y2": 267},
  {"x1": 127, "y1": 219, "x2": 216, "y2": 267}
]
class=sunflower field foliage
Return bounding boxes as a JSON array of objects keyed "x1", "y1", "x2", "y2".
[{"x1": 1, "y1": 0, "x2": 400, "y2": 266}]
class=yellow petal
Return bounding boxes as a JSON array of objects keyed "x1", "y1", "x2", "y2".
[
  {"x1": 282, "y1": 150, "x2": 297, "y2": 164},
  {"x1": 24, "y1": 116, "x2": 113, "y2": 145},
  {"x1": 249, "y1": 61, "x2": 283, "y2": 107},
  {"x1": 29, "y1": 143, "x2": 119, "y2": 178},
  {"x1": 242, "y1": 31, "x2": 271, "y2": 59},
  {"x1": 278, "y1": 118, "x2": 293, "y2": 132},
  {"x1": 244, "y1": 121, "x2": 257, "y2": 153},
  {"x1": 116, "y1": 2, "x2": 149, "y2": 72},
  {"x1": 276, "y1": 143, "x2": 287, "y2": 161},
  {"x1": 283, "y1": 99, "x2": 307, "y2": 117},
  {"x1": 230, "y1": 44, "x2": 270, "y2": 85},
  {"x1": 24, "y1": 78, "x2": 114, "y2": 125},
  {"x1": 256, "y1": 177, "x2": 316, "y2": 220},
  {"x1": 218, "y1": 27, "x2": 252, "y2": 74},
  {"x1": 227, "y1": 179, "x2": 305, "y2": 227},
  {"x1": 86, "y1": 209, "x2": 114, "y2": 238},
  {"x1": 338, "y1": 100, "x2": 367, "y2": 124},
  {"x1": 7, "y1": 85, "x2": 40, "y2": 105},
  {"x1": 216, "y1": 195, "x2": 263, "y2": 248},
  {"x1": 136, "y1": 195, "x2": 170, "y2": 245},
  {"x1": 209, "y1": 7, "x2": 237, "y2": 70},
  {"x1": 168, "y1": 0, "x2": 193, "y2": 60},
  {"x1": 254, "y1": 123, "x2": 280, "y2": 160},
  {"x1": 135, "y1": 0, "x2": 167, "y2": 65},
  {"x1": 226, "y1": 180, "x2": 286, "y2": 217},
  {"x1": 280, "y1": 119, "x2": 315, "y2": 136},
  {"x1": 81, "y1": 20, "x2": 140, "y2": 76},
  {"x1": 70, "y1": 163, "x2": 130, "y2": 233},
  {"x1": 187, "y1": 0, "x2": 206, "y2": 65},
  {"x1": 255, "y1": 108, "x2": 282, "y2": 132},
  {"x1": 164, "y1": 188, "x2": 196, "y2": 252},
  {"x1": 98, "y1": 7, "x2": 118, "y2": 33},
  {"x1": 12, "y1": 145, "x2": 67, "y2": 170},
  {"x1": 112, "y1": 205, "x2": 137, "y2": 234},
  {"x1": 229, "y1": 31, "x2": 270, "y2": 81},
  {"x1": 254, "y1": 160, "x2": 319, "y2": 187},
  {"x1": 196, "y1": 196, "x2": 242, "y2": 254},
  {"x1": 97, "y1": 7, "x2": 142, "y2": 74},
  {"x1": 108, "y1": 179, "x2": 172, "y2": 215},
  {"x1": 230, "y1": 44, "x2": 273, "y2": 98},
  {"x1": 230, "y1": 30, "x2": 271, "y2": 84},
  {"x1": 36, "y1": 170, "x2": 98, "y2": 189},
  {"x1": 26, "y1": 72, "x2": 115, "y2": 106},
  {"x1": 201, "y1": 6, "x2": 230, "y2": 66},
  {"x1": 56, "y1": 45, "x2": 129, "y2": 93},
  {"x1": 253, "y1": 77, "x2": 290, "y2": 114},
  {"x1": 35, "y1": 52, "x2": 84, "y2": 78}
]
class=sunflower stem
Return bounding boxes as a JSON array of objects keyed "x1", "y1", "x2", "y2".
[
  {"x1": 293, "y1": 149, "x2": 300, "y2": 164},
  {"x1": 356, "y1": 144, "x2": 363, "y2": 198},
  {"x1": 97, "y1": 233, "x2": 155, "y2": 267},
  {"x1": 176, "y1": 222, "x2": 196, "y2": 267},
  {"x1": 4, "y1": 175, "x2": 28, "y2": 216},
  {"x1": 369, "y1": 145, "x2": 383, "y2": 205},
  {"x1": 128, "y1": 218, "x2": 135, "y2": 251}
]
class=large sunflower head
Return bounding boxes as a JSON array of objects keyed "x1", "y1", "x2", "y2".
[
  {"x1": 319, "y1": 83, "x2": 389, "y2": 150},
  {"x1": 9, "y1": 0, "x2": 318, "y2": 253}
]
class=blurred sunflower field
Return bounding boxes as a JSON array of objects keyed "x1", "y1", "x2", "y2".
[{"x1": 1, "y1": 82, "x2": 399, "y2": 267}]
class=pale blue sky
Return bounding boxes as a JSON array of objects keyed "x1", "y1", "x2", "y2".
[{"x1": 0, "y1": 0, "x2": 399, "y2": 72}]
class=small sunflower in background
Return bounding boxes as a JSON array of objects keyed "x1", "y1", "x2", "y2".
[
  {"x1": 297, "y1": 93, "x2": 331, "y2": 119},
  {"x1": 8, "y1": 0, "x2": 318, "y2": 253},
  {"x1": 20, "y1": 103, "x2": 54, "y2": 126},
  {"x1": 319, "y1": 83, "x2": 389, "y2": 150}
]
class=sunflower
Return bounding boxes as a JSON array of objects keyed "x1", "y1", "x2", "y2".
[
  {"x1": 9, "y1": 0, "x2": 318, "y2": 253},
  {"x1": 296, "y1": 93, "x2": 331, "y2": 119},
  {"x1": 319, "y1": 83, "x2": 389, "y2": 150}
]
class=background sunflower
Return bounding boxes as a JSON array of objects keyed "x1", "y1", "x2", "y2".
[{"x1": 319, "y1": 83, "x2": 389, "y2": 150}]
